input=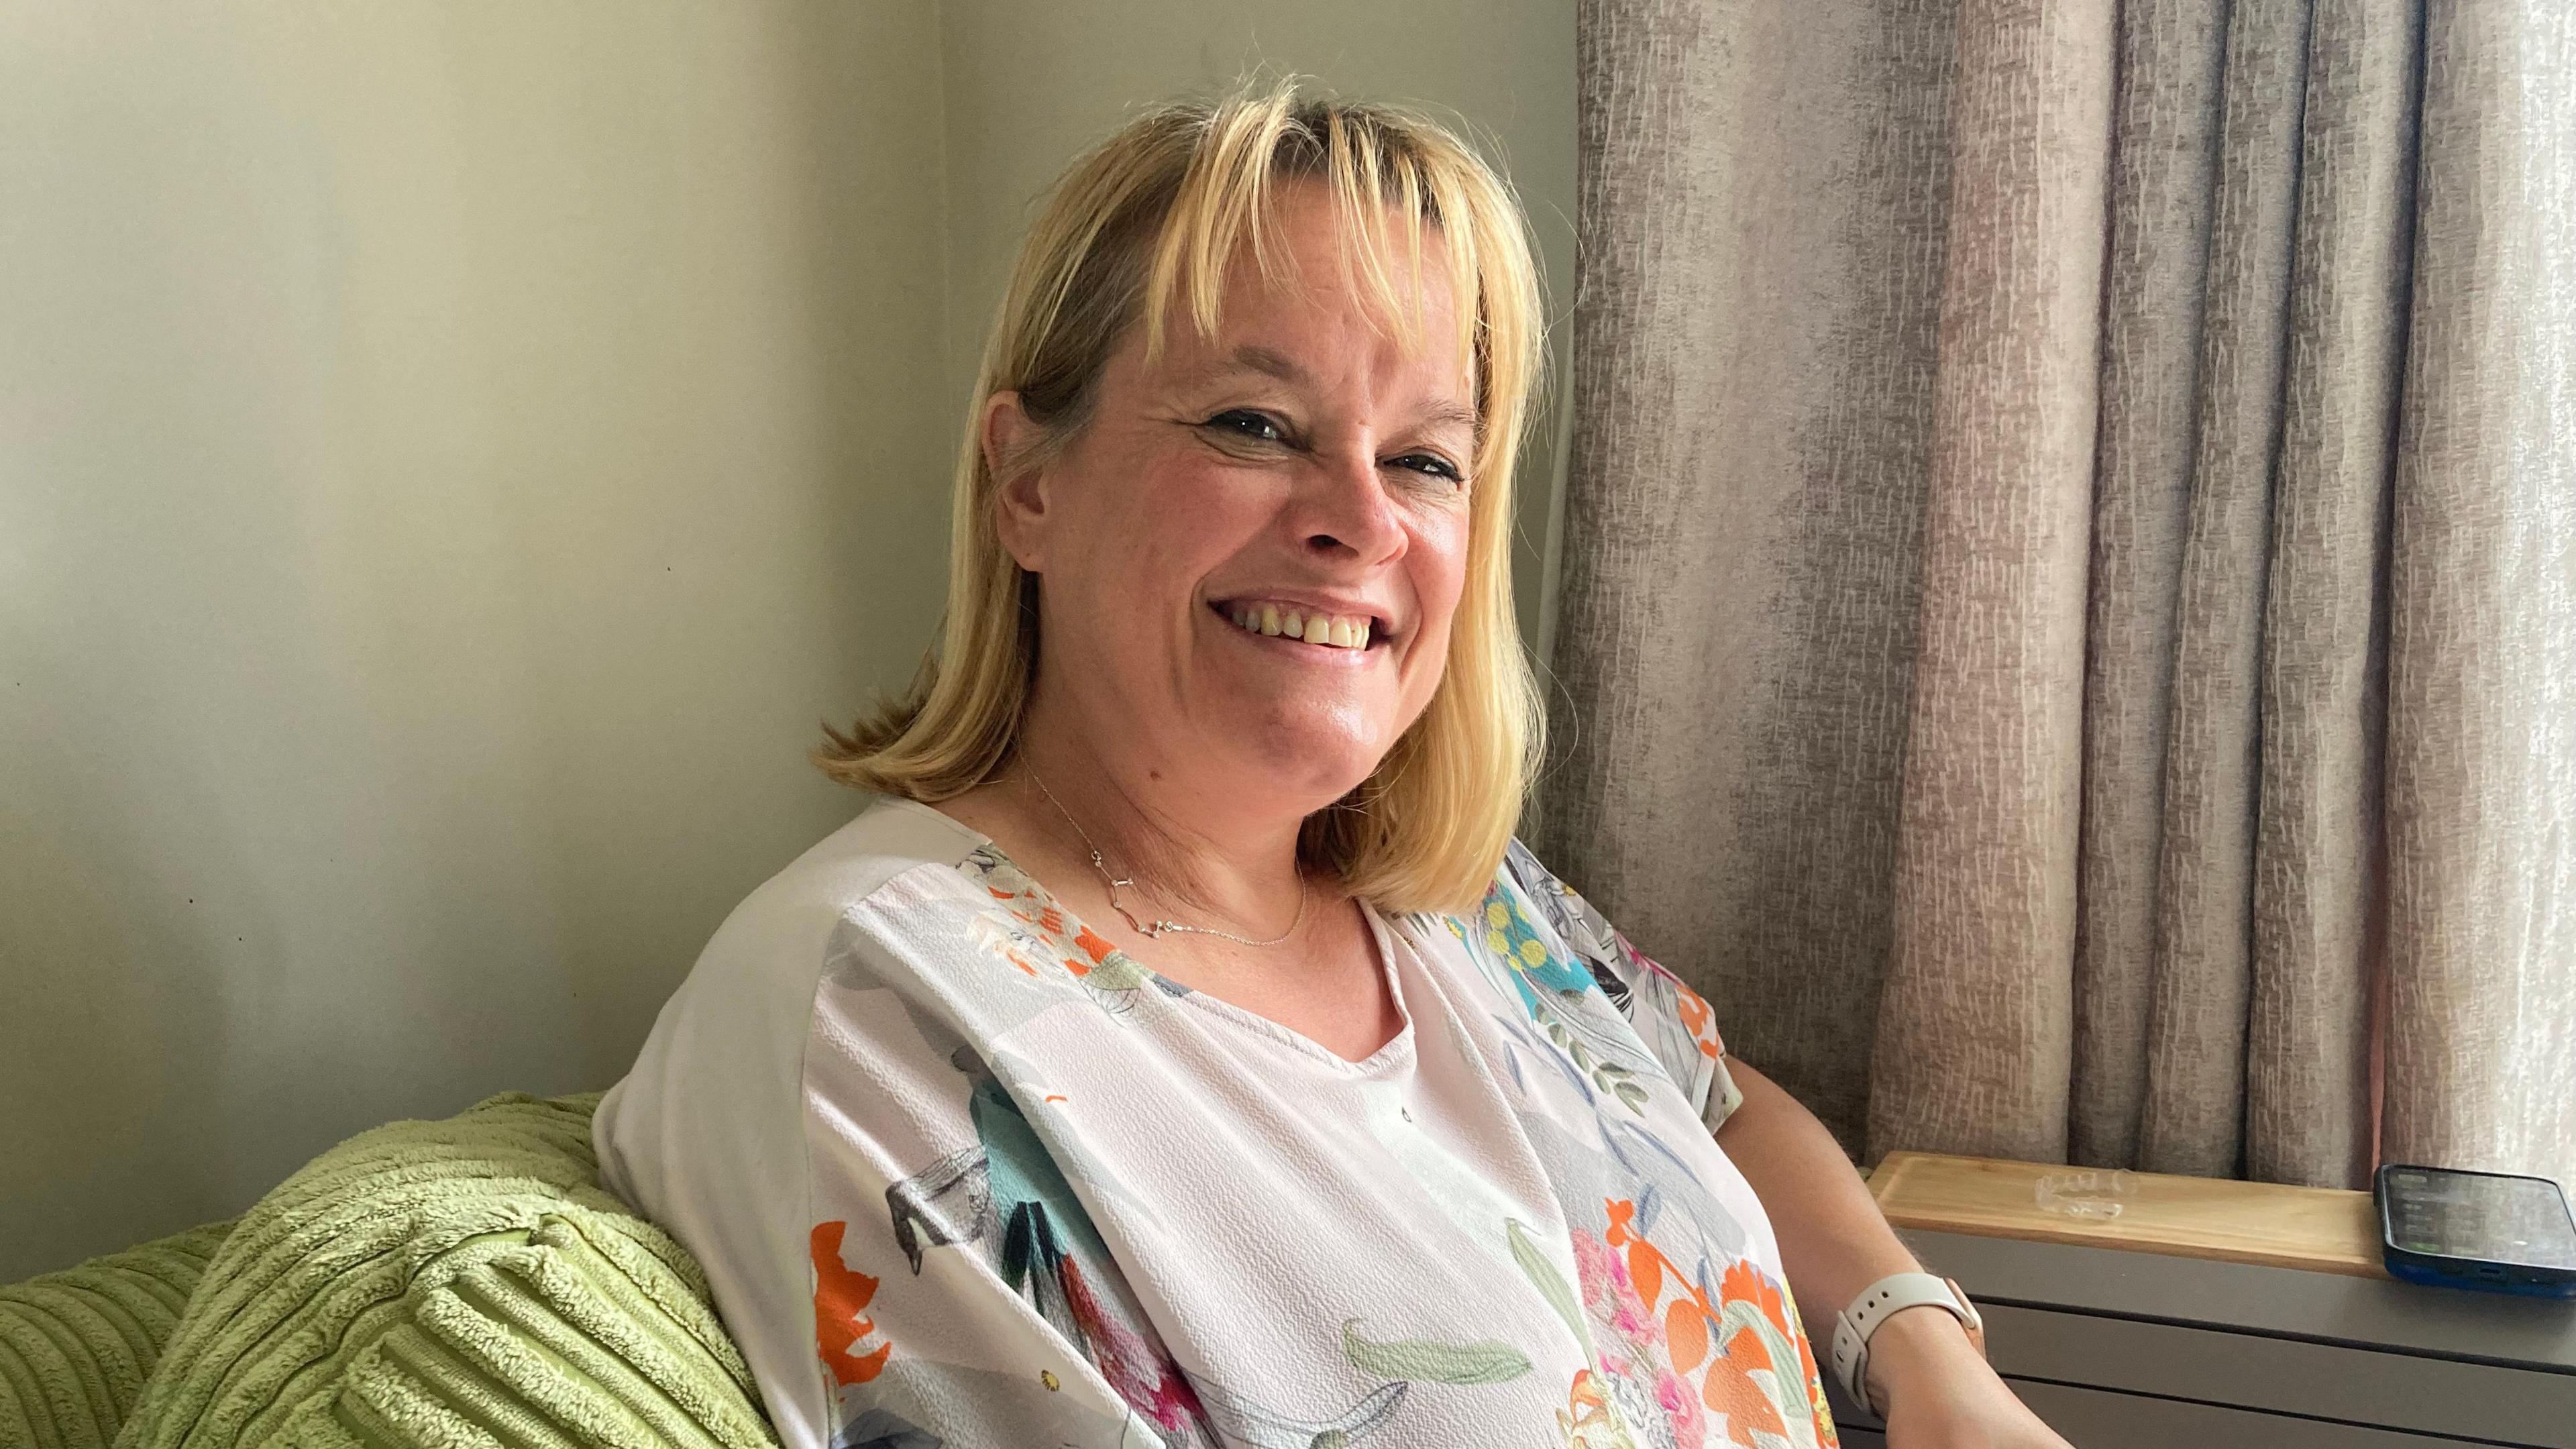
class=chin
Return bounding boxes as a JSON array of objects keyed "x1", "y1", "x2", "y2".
[{"x1": 1218, "y1": 705, "x2": 1393, "y2": 810}]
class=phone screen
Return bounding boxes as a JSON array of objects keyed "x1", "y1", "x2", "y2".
[{"x1": 2383, "y1": 1167, "x2": 2576, "y2": 1269}]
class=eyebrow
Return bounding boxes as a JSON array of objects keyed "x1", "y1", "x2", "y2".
[{"x1": 1208, "y1": 344, "x2": 1481, "y2": 434}]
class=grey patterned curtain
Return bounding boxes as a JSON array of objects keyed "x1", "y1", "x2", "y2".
[{"x1": 1542, "y1": 0, "x2": 2574, "y2": 1192}]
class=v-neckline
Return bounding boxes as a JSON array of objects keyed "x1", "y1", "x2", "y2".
[
  {"x1": 1144, "y1": 903, "x2": 1419, "y2": 1077},
  {"x1": 888, "y1": 797, "x2": 1417, "y2": 1072}
]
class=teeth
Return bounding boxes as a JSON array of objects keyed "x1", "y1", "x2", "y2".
[{"x1": 1222, "y1": 603, "x2": 1375, "y2": 651}]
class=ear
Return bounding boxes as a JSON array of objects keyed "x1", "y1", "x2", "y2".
[{"x1": 983, "y1": 390, "x2": 1053, "y2": 572}]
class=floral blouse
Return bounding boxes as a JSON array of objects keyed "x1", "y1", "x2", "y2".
[{"x1": 596, "y1": 798, "x2": 1837, "y2": 1449}]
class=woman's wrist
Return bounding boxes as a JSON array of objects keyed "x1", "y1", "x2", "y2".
[{"x1": 1860, "y1": 1300, "x2": 1989, "y2": 1412}]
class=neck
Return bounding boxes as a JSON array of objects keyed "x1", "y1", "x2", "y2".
[{"x1": 1010, "y1": 700, "x2": 1310, "y2": 932}]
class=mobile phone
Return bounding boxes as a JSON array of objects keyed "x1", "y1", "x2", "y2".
[{"x1": 2376, "y1": 1163, "x2": 2576, "y2": 1298}]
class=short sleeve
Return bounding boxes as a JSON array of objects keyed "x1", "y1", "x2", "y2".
[
  {"x1": 594, "y1": 804, "x2": 1181, "y2": 1449},
  {"x1": 1500, "y1": 840, "x2": 1744, "y2": 1132}
]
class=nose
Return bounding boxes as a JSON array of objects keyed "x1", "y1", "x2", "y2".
[{"x1": 1295, "y1": 437, "x2": 1409, "y2": 567}]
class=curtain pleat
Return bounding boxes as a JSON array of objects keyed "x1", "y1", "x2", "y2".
[
  {"x1": 2243, "y1": 0, "x2": 2419, "y2": 1189},
  {"x1": 1865, "y1": 0, "x2": 2116, "y2": 1164},
  {"x1": 2069, "y1": 0, "x2": 2228, "y2": 1173},
  {"x1": 2137, "y1": 0, "x2": 2311, "y2": 1179}
]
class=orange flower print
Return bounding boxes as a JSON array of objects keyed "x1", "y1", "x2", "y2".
[
  {"x1": 811, "y1": 1221, "x2": 891, "y2": 1386},
  {"x1": 1071, "y1": 924, "x2": 1118, "y2": 973},
  {"x1": 960, "y1": 849, "x2": 1153, "y2": 1000},
  {"x1": 1700, "y1": 1338, "x2": 1788, "y2": 1444},
  {"x1": 1721, "y1": 1259, "x2": 1794, "y2": 1343},
  {"x1": 1593, "y1": 1199, "x2": 1835, "y2": 1449},
  {"x1": 1573, "y1": 1219, "x2": 1704, "y2": 1449},
  {"x1": 1659, "y1": 961, "x2": 1725, "y2": 1062},
  {"x1": 1721, "y1": 1256, "x2": 1831, "y2": 1428}
]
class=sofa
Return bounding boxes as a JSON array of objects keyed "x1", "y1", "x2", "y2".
[{"x1": 0, "y1": 1093, "x2": 778, "y2": 1449}]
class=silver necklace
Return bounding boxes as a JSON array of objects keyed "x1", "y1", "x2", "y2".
[{"x1": 1026, "y1": 769, "x2": 1308, "y2": 948}]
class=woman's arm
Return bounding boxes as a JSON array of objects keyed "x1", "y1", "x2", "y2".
[{"x1": 1713, "y1": 1057, "x2": 2073, "y2": 1446}]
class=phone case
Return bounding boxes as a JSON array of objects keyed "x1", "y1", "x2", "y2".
[{"x1": 2376, "y1": 1163, "x2": 2576, "y2": 1299}]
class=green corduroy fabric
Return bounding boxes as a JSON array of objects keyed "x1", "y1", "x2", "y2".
[
  {"x1": 1, "y1": 1219, "x2": 237, "y2": 1449},
  {"x1": 108, "y1": 1092, "x2": 778, "y2": 1449}
]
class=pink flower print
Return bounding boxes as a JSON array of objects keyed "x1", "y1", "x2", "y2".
[
  {"x1": 1608, "y1": 1286, "x2": 1656, "y2": 1344},
  {"x1": 1572, "y1": 1228, "x2": 1615, "y2": 1298},
  {"x1": 1654, "y1": 1368, "x2": 1707, "y2": 1449},
  {"x1": 1574, "y1": 1225, "x2": 1658, "y2": 1346},
  {"x1": 1060, "y1": 1255, "x2": 1201, "y2": 1432}
]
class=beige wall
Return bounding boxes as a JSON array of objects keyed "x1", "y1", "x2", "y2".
[{"x1": 0, "y1": 1, "x2": 1573, "y2": 1280}]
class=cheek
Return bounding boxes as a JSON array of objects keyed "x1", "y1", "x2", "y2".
[
  {"x1": 1411, "y1": 511, "x2": 1474, "y2": 633},
  {"x1": 1057, "y1": 458, "x2": 1255, "y2": 618},
  {"x1": 1122, "y1": 458, "x2": 1272, "y2": 576},
  {"x1": 1398, "y1": 511, "x2": 1474, "y2": 696}
]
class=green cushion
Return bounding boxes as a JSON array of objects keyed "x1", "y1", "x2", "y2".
[
  {"x1": 115, "y1": 1092, "x2": 777, "y2": 1449},
  {"x1": 0, "y1": 1219, "x2": 236, "y2": 1449}
]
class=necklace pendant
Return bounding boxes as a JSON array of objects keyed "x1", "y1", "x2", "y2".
[{"x1": 1030, "y1": 766, "x2": 1305, "y2": 949}]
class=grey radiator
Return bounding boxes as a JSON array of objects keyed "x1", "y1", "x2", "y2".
[{"x1": 1821, "y1": 1229, "x2": 2576, "y2": 1448}]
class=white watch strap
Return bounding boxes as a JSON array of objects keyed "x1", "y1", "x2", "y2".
[{"x1": 1829, "y1": 1271, "x2": 1979, "y2": 1416}]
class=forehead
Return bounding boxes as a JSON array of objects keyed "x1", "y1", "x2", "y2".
[{"x1": 1152, "y1": 186, "x2": 1473, "y2": 407}]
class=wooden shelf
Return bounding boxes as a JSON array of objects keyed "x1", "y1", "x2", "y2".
[{"x1": 1867, "y1": 1151, "x2": 2386, "y2": 1279}]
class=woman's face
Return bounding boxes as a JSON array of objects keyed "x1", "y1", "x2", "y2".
[{"x1": 991, "y1": 187, "x2": 1477, "y2": 820}]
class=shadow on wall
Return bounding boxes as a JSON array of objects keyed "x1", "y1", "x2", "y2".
[{"x1": 3, "y1": 686, "x2": 252, "y2": 1274}]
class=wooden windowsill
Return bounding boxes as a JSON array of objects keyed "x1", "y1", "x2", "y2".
[{"x1": 1866, "y1": 1151, "x2": 2386, "y2": 1279}]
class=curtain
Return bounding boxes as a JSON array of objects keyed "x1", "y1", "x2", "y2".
[{"x1": 1544, "y1": 0, "x2": 2575, "y2": 1192}]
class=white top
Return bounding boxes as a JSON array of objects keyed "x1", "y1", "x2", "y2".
[{"x1": 596, "y1": 798, "x2": 1837, "y2": 1449}]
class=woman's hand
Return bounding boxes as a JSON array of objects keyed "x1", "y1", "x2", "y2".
[{"x1": 1867, "y1": 1307, "x2": 2074, "y2": 1448}]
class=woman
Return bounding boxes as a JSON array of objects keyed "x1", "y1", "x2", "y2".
[{"x1": 597, "y1": 85, "x2": 2072, "y2": 1449}]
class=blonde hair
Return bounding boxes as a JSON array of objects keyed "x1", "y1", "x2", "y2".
[{"x1": 817, "y1": 80, "x2": 1544, "y2": 914}]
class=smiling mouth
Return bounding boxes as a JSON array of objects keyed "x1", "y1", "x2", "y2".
[{"x1": 1212, "y1": 600, "x2": 1385, "y2": 651}]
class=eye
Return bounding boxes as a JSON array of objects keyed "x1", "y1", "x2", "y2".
[
  {"x1": 1388, "y1": 451, "x2": 1466, "y2": 486},
  {"x1": 1201, "y1": 409, "x2": 1288, "y2": 444}
]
